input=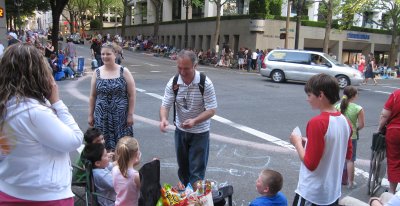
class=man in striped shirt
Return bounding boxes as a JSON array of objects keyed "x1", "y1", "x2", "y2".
[{"x1": 160, "y1": 50, "x2": 218, "y2": 186}]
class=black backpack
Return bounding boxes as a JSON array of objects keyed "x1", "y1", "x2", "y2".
[{"x1": 172, "y1": 72, "x2": 206, "y2": 125}]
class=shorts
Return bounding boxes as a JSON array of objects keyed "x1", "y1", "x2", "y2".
[
  {"x1": 351, "y1": 139, "x2": 357, "y2": 161},
  {"x1": 238, "y1": 58, "x2": 244, "y2": 65}
]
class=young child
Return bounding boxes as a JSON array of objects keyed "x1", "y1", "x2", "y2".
[
  {"x1": 82, "y1": 143, "x2": 116, "y2": 206},
  {"x1": 74, "y1": 128, "x2": 107, "y2": 182},
  {"x1": 335, "y1": 86, "x2": 365, "y2": 189},
  {"x1": 84, "y1": 127, "x2": 105, "y2": 144},
  {"x1": 112, "y1": 136, "x2": 141, "y2": 206},
  {"x1": 290, "y1": 73, "x2": 353, "y2": 206},
  {"x1": 249, "y1": 169, "x2": 288, "y2": 206}
]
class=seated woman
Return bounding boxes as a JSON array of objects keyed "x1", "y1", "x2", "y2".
[{"x1": 62, "y1": 58, "x2": 75, "y2": 79}]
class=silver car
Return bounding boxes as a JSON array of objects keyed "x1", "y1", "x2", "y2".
[{"x1": 260, "y1": 49, "x2": 363, "y2": 88}]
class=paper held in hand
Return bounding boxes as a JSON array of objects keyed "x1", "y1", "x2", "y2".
[{"x1": 292, "y1": 126, "x2": 302, "y2": 137}]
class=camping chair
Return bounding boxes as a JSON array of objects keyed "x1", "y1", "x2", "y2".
[
  {"x1": 213, "y1": 185, "x2": 234, "y2": 206},
  {"x1": 82, "y1": 159, "x2": 115, "y2": 206},
  {"x1": 71, "y1": 163, "x2": 87, "y2": 205}
]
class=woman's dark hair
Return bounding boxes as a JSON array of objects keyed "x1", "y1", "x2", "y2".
[
  {"x1": 84, "y1": 127, "x2": 102, "y2": 144},
  {"x1": 304, "y1": 73, "x2": 340, "y2": 104},
  {"x1": 81, "y1": 143, "x2": 105, "y2": 168},
  {"x1": 340, "y1": 86, "x2": 358, "y2": 113}
]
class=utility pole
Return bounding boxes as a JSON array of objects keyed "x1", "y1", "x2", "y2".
[{"x1": 285, "y1": 0, "x2": 291, "y2": 49}]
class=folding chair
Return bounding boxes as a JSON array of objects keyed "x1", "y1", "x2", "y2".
[
  {"x1": 213, "y1": 185, "x2": 234, "y2": 206},
  {"x1": 82, "y1": 159, "x2": 115, "y2": 206},
  {"x1": 71, "y1": 163, "x2": 87, "y2": 205}
]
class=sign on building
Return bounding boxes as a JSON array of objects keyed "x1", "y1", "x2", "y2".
[{"x1": 0, "y1": 7, "x2": 4, "y2": 18}]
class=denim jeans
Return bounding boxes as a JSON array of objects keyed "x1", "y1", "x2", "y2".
[{"x1": 174, "y1": 128, "x2": 210, "y2": 186}]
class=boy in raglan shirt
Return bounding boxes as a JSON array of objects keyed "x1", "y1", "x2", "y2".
[{"x1": 290, "y1": 73, "x2": 353, "y2": 206}]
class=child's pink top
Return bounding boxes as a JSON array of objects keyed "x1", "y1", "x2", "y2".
[{"x1": 112, "y1": 166, "x2": 139, "y2": 206}]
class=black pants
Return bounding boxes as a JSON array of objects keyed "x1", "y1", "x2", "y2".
[{"x1": 293, "y1": 193, "x2": 339, "y2": 206}]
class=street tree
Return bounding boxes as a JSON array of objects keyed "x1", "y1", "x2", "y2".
[
  {"x1": 5, "y1": 0, "x2": 50, "y2": 31},
  {"x1": 64, "y1": 0, "x2": 80, "y2": 34},
  {"x1": 50, "y1": 0, "x2": 69, "y2": 51},
  {"x1": 316, "y1": 0, "x2": 371, "y2": 53},
  {"x1": 150, "y1": 0, "x2": 162, "y2": 44},
  {"x1": 93, "y1": 0, "x2": 114, "y2": 33},
  {"x1": 370, "y1": 0, "x2": 400, "y2": 67},
  {"x1": 120, "y1": 0, "x2": 130, "y2": 38},
  {"x1": 75, "y1": 0, "x2": 94, "y2": 37}
]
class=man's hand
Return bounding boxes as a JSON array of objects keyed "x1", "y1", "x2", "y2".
[
  {"x1": 160, "y1": 119, "x2": 169, "y2": 133},
  {"x1": 181, "y1": 119, "x2": 196, "y2": 129}
]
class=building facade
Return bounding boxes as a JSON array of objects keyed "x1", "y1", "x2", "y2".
[{"x1": 97, "y1": 0, "x2": 397, "y2": 64}]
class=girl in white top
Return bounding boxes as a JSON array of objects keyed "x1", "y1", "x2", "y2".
[{"x1": 112, "y1": 136, "x2": 141, "y2": 206}]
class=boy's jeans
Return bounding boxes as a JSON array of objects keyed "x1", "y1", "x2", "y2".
[{"x1": 174, "y1": 128, "x2": 210, "y2": 186}]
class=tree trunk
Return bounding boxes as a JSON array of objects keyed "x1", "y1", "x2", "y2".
[
  {"x1": 295, "y1": 0, "x2": 305, "y2": 49},
  {"x1": 69, "y1": 11, "x2": 74, "y2": 33},
  {"x1": 99, "y1": 0, "x2": 104, "y2": 32},
  {"x1": 121, "y1": 0, "x2": 128, "y2": 38},
  {"x1": 323, "y1": 0, "x2": 333, "y2": 53},
  {"x1": 151, "y1": 0, "x2": 161, "y2": 44},
  {"x1": 213, "y1": 1, "x2": 221, "y2": 53},
  {"x1": 389, "y1": 23, "x2": 398, "y2": 67},
  {"x1": 50, "y1": 0, "x2": 69, "y2": 52}
]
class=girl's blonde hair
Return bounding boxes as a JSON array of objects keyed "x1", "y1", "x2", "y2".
[
  {"x1": 115, "y1": 136, "x2": 139, "y2": 178},
  {"x1": 0, "y1": 43, "x2": 53, "y2": 130}
]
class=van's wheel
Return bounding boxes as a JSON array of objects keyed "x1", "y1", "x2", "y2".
[
  {"x1": 336, "y1": 75, "x2": 350, "y2": 89},
  {"x1": 271, "y1": 70, "x2": 285, "y2": 83}
]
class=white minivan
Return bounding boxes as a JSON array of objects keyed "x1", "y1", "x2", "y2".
[{"x1": 260, "y1": 49, "x2": 363, "y2": 88}]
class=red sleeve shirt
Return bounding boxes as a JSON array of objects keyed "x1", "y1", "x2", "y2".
[{"x1": 304, "y1": 112, "x2": 352, "y2": 171}]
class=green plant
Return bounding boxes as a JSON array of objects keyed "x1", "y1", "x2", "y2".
[
  {"x1": 249, "y1": 0, "x2": 268, "y2": 19},
  {"x1": 269, "y1": 0, "x2": 282, "y2": 16},
  {"x1": 90, "y1": 19, "x2": 102, "y2": 29}
]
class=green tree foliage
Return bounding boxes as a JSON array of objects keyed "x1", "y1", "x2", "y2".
[
  {"x1": 5, "y1": 0, "x2": 50, "y2": 30},
  {"x1": 269, "y1": 0, "x2": 282, "y2": 16},
  {"x1": 249, "y1": 0, "x2": 268, "y2": 19}
]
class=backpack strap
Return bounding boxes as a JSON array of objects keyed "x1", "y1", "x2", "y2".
[
  {"x1": 199, "y1": 72, "x2": 206, "y2": 96},
  {"x1": 172, "y1": 74, "x2": 179, "y2": 126}
]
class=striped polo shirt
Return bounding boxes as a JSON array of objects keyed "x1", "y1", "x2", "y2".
[{"x1": 162, "y1": 70, "x2": 217, "y2": 133}]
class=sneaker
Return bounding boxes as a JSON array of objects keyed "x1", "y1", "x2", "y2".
[{"x1": 71, "y1": 75, "x2": 74, "y2": 79}]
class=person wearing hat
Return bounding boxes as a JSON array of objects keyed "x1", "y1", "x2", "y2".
[{"x1": 7, "y1": 32, "x2": 19, "y2": 47}]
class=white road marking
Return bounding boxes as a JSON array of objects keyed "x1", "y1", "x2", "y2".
[
  {"x1": 130, "y1": 65, "x2": 141, "y2": 67},
  {"x1": 150, "y1": 71, "x2": 161, "y2": 73},
  {"x1": 383, "y1": 86, "x2": 400, "y2": 89},
  {"x1": 144, "y1": 63, "x2": 159, "y2": 66}
]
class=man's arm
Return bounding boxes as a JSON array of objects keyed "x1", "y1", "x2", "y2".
[{"x1": 159, "y1": 106, "x2": 170, "y2": 132}]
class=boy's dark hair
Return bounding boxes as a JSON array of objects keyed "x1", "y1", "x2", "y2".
[
  {"x1": 261, "y1": 169, "x2": 283, "y2": 195},
  {"x1": 84, "y1": 128, "x2": 102, "y2": 144},
  {"x1": 304, "y1": 74, "x2": 339, "y2": 104},
  {"x1": 81, "y1": 143, "x2": 105, "y2": 168}
]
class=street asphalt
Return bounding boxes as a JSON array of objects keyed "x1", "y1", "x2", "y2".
[{"x1": 60, "y1": 41, "x2": 400, "y2": 205}]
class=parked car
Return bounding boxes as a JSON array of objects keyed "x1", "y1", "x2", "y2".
[{"x1": 260, "y1": 49, "x2": 363, "y2": 88}]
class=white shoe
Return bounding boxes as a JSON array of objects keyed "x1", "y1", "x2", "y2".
[{"x1": 71, "y1": 75, "x2": 74, "y2": 79}]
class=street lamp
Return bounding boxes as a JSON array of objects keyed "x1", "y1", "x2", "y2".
[
  {"x1": 182, "y1": 0, "x2": 191, "y2": 49},
  {"x1": 14, "y1": 0, "x2": 23, "y2": 36}
]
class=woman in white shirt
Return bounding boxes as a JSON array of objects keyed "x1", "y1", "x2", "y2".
[{"x1": 0, "y1": 43, "x2": 83, "y2": 206}]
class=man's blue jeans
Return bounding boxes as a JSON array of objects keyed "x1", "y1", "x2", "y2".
[{"x1": 174, "y1": 128, "x2": 210, "y2": 186}]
